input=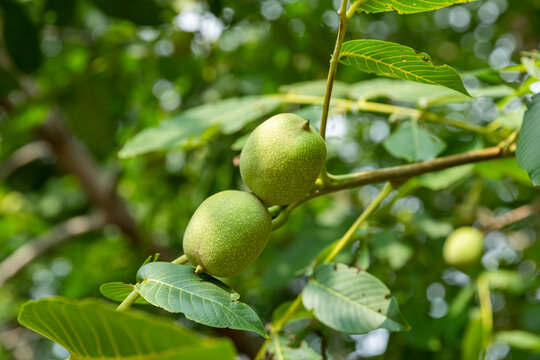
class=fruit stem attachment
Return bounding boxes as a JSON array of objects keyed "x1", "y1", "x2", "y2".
[
  {"x1": 268, "y1": 205, "x2": 283, "y2": 217},
  {"x1": 116, "y1": 288, "x2": 140, "y2": 311},
  {"x1": 300, "y1": 119, "x2": 311, "y2": 131},
  {"x1": 194, "y1": 265, "x2": 205, "y2": 274},
  {"x1": 171, "y1": 254, "x2": 189, "y2": 265}
]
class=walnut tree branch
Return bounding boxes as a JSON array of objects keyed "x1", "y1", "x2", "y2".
[
  {"x1": 0, "y1": 212, "x2": 106, "y2": 288},
  {"x1": 37, "y1": 110, "x2": 141, "y2": 246},
  {"x1": 0, "y1": 141, "x2": 52, "y2": 182}
]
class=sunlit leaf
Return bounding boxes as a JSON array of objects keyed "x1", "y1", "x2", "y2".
[
  {"x1": 494, "y1": 330, "x2": 540, "y2": 352},
  {"x1": 99, "y1": 282, "x2": 149, "y2": 304},
  {"x1": 18, "y1": 297, "x2": 236, "y2": 359},
  {"x1": 351, "y1": 0, "x2": 477, "y2": 14},
  {"x1": 136, "y1": 262, "x2": 267, "y2": 337},
  {"x1": 303, "y1": 263, "x2": 409, "y2": 333},
  {"x1": 340, "y1": 40, "x2": 470, "y2": 96},
  {"x1": 119, "y1": 96, "x2": 282, "y2": 158},
  {"x1": 516, "y1": 93, "x2": 540, "y2": 186},
  {"x1": 484, "y1": 270, "x2": 537, "y2": 295}
]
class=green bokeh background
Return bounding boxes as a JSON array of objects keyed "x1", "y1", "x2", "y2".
[{"x1": 0, "y1": 0, "x2": 539, "y2": 359}]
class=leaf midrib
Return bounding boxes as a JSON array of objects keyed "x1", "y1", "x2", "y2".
[
  {"x1": 138, "y1": 278, "x2": 259, "y2": 332},
  {"x1": 309, "y1": 278, "x2": 399, "y2": 326},
  {"x1": 340, "y1": 49, "x2": 440, "y2": 86}
]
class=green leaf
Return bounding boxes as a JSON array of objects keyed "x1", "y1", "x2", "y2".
[
  {"x1": 267, "y1": 335, "x2": 322, "y2": 360},
  {"x1": 462, "y1": 309, "x2": 483, "y2": 360},
  {"x1": 348, "y1": 79, "x2": 511, "y2": 106},
  {"x1": 1, "y1": 0, "x2": 42, "y2": 73},
  {"x1": 340, "y1": 40, "x2": 470, "y2": 96},
  {"x1": 484, "y1": 270, "x2": 537, "y2": 295},
  {"x1": 18, "y1": 297, "x2": 236, "y2": 360},
  {"x1": 99, "y1": 282, "x2": 149, "y2": 304},
  {"x1": 119, "y1": 96, "x2": 282, "y2": 158},
  {"x1": 351, "y1": 0, "x2": 477, "y2": 14},
  {"x1": 418, "y1": 165, "x2": 474, "y2": 191},
  {"x1": 494, "y1": 330, "x2": 540, "y2": 352},
  {"x1": 383, "y1": 122, "x2": 446, "y2": 162},
  {"x1": 89, "y1": 0, "x2": 167, "y2": 26},
  {"x1": 272, "y1": 301, "x2": 313, "y2": 324},
  {"x1": 516, "y1": 93, "x2": 540, "y2": 186},
  {"x1": 302, "y1": 263, "x2": 409, "y2": 334},
  {"x1": 475, "y1": 158, "x2": 532, "y2": 187},
  {"x1": 136, "y1": 262, "x2": 267, "y2": 337},
  {"x1": 280, "y1": 80, "x2": 350, "y2": 98}
]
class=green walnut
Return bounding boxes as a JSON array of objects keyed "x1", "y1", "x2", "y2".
[
  {"x1": 182, "y1": 190, "x2": 272, "y2": 277},
  {"x1": 239, "y1": 113, "x2": 326, "y2": 205},
  {"x1": 443, "y1": 227, "x2": 484, "y2": 267}
]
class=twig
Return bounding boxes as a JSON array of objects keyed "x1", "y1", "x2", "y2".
[
  {"x1": 0, "y1": 141, "x2": 52, "y2": 182},
  {"x1": 281, "y1": 93, "x2": 499, "y2": 139},
  {"x1": 322, "y1": 183, "x2": 393, "y2": 264},
  {"x1": 326, "y1": 145, "x2": 513, "y2": 189},
  {"x1": 477, "y1": 199, "x2": 540, "y2": 230},
  {"x1": 116, "y1": 288, "x2": 141, "y2": 311},
  {"x1": 254, "y1": 183, "x2": 395, "y2": 360},
  {"x1": 319, "y1": 0, "x2": 349, "y2": 140},
  {"x1": 271, "y1": 145, "x2": 514, "y2": 228},
  {"x1": 0, "y1": 212, "x2": 106, "y2": 288},
  {"x1": 37, "y1": 110, "x2": 141, "y2": 246}
]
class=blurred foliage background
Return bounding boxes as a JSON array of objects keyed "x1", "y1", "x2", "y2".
[{"x1": 0, "y1": 0, "x2": 539, "y2": 359}]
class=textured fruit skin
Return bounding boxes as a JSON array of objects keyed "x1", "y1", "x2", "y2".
[
  {"x1": 183, "y1": 190, "x2": 272, "y2": 277},
  {"x1": 239, "y1": 113, "x2": 327, "y2": 205},
  {"x1": 443, "y1": 227, "x2": 484, "y2": 267}
]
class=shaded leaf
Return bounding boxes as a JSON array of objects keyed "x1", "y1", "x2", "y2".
[
  {"x1": 302, "y1": 263, "x2": 409, "y2": 334},
  {"x1": 99, "y1": 282, "x2": 149, "y2": 304},
  {"x1": 0, "y1": 68, "x2": 20, "y2": 93},
  {"x1": 1, "y1": 0, "x2": 42, "y2": 73},
  {"x1": 516, "y1": 93, "x2": 540, "y2": 186},
  {"x1": 18, "y1": 297, "x2": 236, "y2": 359},
  {"x1": 119, "y1": 96, "x2": 282, "y2": 158},
  {"x1": 89, "y1": 0, "x2": 166, "y2": 26},
  {"x1": 383, "y1": 122, "x2": 446, "y2": 162},
  {"x1": 280, "y1": 80, "x2": 350, "y2": 98},
  {"x1": 418, "y1": 165, "x2": 474, "y2": 191},
  {"x1": 60, "y1": 79, "x2": 117, "y2": 158},
  {"x1": 351, "y1": 0, "x2": 477, "y2": 14},
  {"x1": 348, "y1": 78, "x2": 511, "y2": 106},
  {"x1": 44, "y1": 0, "x2": 76, "y2": 26},
  {"x1": 340, "y1": 40, "x2": 470, "y2": 96},
  {"x1": 136, "y1": 262, "x2": 267, "y2": 337},
  {"x1": 267, "y1": 335, "x2": 322, "y2": 360}
]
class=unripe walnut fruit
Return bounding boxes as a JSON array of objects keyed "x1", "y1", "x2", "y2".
[
  {"x1": 183, "y1": 190, "x2": 271, "y2": 277},
  {"x1": 443, "y1": 226, "x2": 484, "y2": 267},
  {"x1": 239, "y1": 113, "x2": 327, "y2": 205}
]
